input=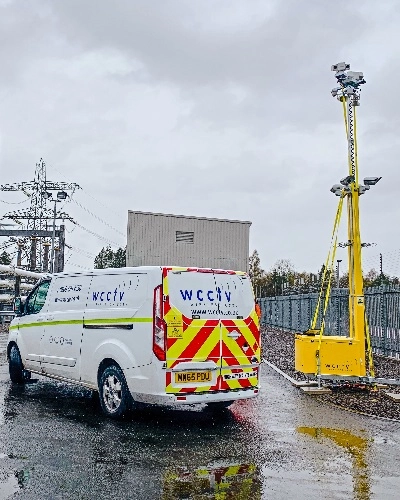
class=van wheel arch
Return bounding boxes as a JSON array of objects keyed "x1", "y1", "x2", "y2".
[{"x1": 97, "y1": 358, "x2": 119, "y2": 385}]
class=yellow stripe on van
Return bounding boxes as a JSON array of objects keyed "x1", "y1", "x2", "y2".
[
  {"x1": 10, "y1": 317, "x2": 152, "y2": 330},
  {"x1": 9, "y1": 320, "x2": 82, "y2": 330}
]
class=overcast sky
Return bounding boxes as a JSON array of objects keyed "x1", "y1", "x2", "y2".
[{"x1": 1, "y1": 0, "x2": 399, "y2": 275}]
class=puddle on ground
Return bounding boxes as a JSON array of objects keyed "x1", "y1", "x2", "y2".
[
  {"x1": 298, "y1": 426, "x2": 371, "y2": 500},
  {"x1": 0, "y1": 473, "x2": 20, "y2": 500},
  {"x1": 162, "y1": 460, "x2": 261, "y2": 499}
]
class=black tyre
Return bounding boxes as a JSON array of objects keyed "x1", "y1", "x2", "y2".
[
  {"x1": 98, "y1": 364, "x2": 132, "y2": 418},
  {"x1": 9, "y1": 345, "x2": 31, "y2": 384},
  {"x1": 205, "y1": 401, "x2": 234, "y2": 411}
]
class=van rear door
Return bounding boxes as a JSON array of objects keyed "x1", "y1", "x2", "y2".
[
  {"x1": 163, "y1": 268, "x2": 260, "y2": 395},
  {"x1": 213, "y1": 272, "x2": 260, "y2": 390},
  {"x1": 163, "y1": 269, "x2": 221, "y2": 394}
]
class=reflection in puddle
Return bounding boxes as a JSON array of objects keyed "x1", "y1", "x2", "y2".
[
  {"x1": 298, "y1": 427, "x2": 370, "y2": 500},
  {"x1": 162, "y1": 461, "x2": 261, "y2": 499}
]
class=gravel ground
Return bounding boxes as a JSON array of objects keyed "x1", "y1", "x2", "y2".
[{"x1": 262, "y1": 326, "x2": 400, "y2": 420}]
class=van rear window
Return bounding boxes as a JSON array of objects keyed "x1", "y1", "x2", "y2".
[{"x1": 167, "y1": 271, "x2": 254, "y2": 320}]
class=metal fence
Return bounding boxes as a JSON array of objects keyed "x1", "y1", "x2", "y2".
[{"x1": 259, "y1": 285, "x2": 400, "y2": 358}]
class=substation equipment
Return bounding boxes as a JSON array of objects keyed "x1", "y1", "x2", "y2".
[
  {"x1": 295, "y1": 62, "x2": 384, "y2": 384},
  {"x1": 0, "y1": 159, "x2": 80, "y2": 273},
  {"x1": 0, "y1": 159, "x2": 80, "y2": 321}
]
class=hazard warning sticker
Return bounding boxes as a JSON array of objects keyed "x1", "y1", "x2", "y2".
[{"x1": 168, "y1": 326, "x2": 183, "y2": 338}]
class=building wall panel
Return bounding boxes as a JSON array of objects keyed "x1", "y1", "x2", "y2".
[{"x1": 126, "y1": 211, "x2": 251, "y2": 272}]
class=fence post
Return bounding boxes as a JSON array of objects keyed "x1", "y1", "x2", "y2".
[
  {"x1": 385, "y1": 288, "x2": 389, "y2": 357},
  {"x1": 382, "y1": 287, "x2": 387, "y2": 356},
  {"x1": 298, "y1": 296, "x2": 301, "y2": 332}
]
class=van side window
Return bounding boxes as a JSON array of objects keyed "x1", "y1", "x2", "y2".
[{"x1": 25, "y1": 281, "x2": 50, "y2": 315}]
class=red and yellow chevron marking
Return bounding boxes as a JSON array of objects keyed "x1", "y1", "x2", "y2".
[
  {"x1": 165, "y1": 317, "x2": 221, "y2": 393},
  {"x1": 219, "y1": 309, "x2": 260, "y2": 390},
  {"x1": 161, "y1": 266, "x2": 261, "y2": 394}
]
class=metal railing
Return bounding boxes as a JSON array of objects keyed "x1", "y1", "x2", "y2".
[{"x1": 259, "y1": 285, "x2": 400, "y2": 358}]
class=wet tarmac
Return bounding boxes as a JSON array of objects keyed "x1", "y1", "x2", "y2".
[{"x1": 1, "y1": 337, "x2": 400, "y2": 499}]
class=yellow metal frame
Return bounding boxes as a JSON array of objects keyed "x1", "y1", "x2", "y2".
[{"x1": 295, "y1": 95, "x2": 374, "y2": 379}]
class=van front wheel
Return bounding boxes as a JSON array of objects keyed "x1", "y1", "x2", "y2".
[
  {"x1": 9, "y1": 345, "x2": 31, "y2": 384},
  {"x1": 99, "y1": 365, "x2": 132, "y2": 418}
]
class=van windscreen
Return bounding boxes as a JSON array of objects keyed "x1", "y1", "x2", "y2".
[{"x1": 167, "y1": 271, "x2": 254, "y2": 320}]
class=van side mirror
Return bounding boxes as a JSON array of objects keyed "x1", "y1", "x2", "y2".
[{"x1": 14, "y1": 297, "x2": 24, "y2": 316}]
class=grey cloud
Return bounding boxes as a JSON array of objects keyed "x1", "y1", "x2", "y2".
[{"x1": 0, "y1": 0, "x2": 399, "y2": 273}]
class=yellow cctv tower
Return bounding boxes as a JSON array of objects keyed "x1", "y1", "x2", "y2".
[{"x1": 295, "y1": 62, "x2": 379, "y2": 382}]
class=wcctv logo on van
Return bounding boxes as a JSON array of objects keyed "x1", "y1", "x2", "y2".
[
  {"x1": 92, "y1": 289, "x2": 125, "y2": 303},
  {"x1": 180, "y1": 288, "x2": 232, "y2": 303}
]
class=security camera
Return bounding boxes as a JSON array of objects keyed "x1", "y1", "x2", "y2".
[
  {"x1": 358, "y1": 185, "x2": 370, "y2": 195},
  {"x1": 340, "y1": 175, "x2": 355, "y2": 186},
  {"x1": 330, "y1": 184, "x2": 343, "y2": 196},
  {"x1": 331, "y1": 62, "x2": 350, "y2": 72},
  {"x1": 335, "y1": 71, "x2": 347, "y2": 81},
  {"x1": 364, "y1": 177, "x2": 382, "y2": 186},
  {"x1": 347, "y1": 71, "x2": 364, "y2": 81},
  {"x1": 331, "y1": 87, "x2": 341, "y2": 97}
]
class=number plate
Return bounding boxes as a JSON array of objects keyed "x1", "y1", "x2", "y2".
[
  {"x1": 174, "y1": 371, "x2": 212, "y2": 384},
  {"x1": 223, "y1": 371, "x2": 255, "y2": 380}
]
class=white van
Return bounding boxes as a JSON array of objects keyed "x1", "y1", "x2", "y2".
[{"x1": 7, "y1": 266, "x2": 261, "y2": 418}]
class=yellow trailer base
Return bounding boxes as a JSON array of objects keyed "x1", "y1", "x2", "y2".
[{"x1": 295, "y1": 334, "x2": 366, "y2": 377}]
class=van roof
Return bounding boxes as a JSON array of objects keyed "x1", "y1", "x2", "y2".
[{"x1": 50, "y1": 266, "x2": 246, "y2": 278}]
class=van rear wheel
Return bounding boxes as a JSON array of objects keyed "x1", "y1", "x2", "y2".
[
  {"x1": 99, "y1": 364, "x2": 132, "y2": 419},
  {"x1": 9, "y1": 345, "x2": 31, "y2": 384}
]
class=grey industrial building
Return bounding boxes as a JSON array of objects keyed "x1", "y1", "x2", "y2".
[{"x1": 127, "y1": 211, "x2": 251, "y2": 272}]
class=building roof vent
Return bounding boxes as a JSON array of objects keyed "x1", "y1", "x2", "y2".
[{"x1": 176, "y1": 231, "x2": 194, "y2": 244}]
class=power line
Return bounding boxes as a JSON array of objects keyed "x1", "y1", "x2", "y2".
[
  {"x1": 71, "y1": 198, "x2": 125, "y2": 237},
  {"x1": 73, "y1": 223, "x2": 121, "y2": 247},
  {"x1": 0, "y1": 198, "x2": 29, "y2": 205},
  {"x1": 50, "y1": 164, "x2": 124, "y2": 219},
  {"x1": 66, "y1": 262, "x2": 91, "y2": 271},
  {"x1": 68, "y1": 246, "x2": 96, "y2": 260}
]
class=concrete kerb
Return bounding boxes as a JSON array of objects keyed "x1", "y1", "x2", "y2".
[{"x1": 262, "y1": 359, "x2": 319, "y2": 389}]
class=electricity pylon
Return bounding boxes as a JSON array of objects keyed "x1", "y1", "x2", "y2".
[{"x1": 1, "y1": 159, "x2": 80, "y2": 271}]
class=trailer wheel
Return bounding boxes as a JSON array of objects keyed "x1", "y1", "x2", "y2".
[
  {"x1": 9, "y1": 345, "x2": 31, "y2": 384},
  {"x1": 98, "y1": 364, "x2": 132, "y2": 419}
]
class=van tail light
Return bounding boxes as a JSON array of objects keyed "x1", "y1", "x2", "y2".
[{"x1": 153, "y1": 285, "x2": 166, "y2": 361}]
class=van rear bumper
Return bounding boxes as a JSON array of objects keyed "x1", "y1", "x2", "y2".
[{"x1": 131, "y1": 387, "x2": 259, "y2": 406}]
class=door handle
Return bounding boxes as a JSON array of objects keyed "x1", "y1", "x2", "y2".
[{"x1": 227, "y1": 331, "x2": 240, "y2": 340}]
